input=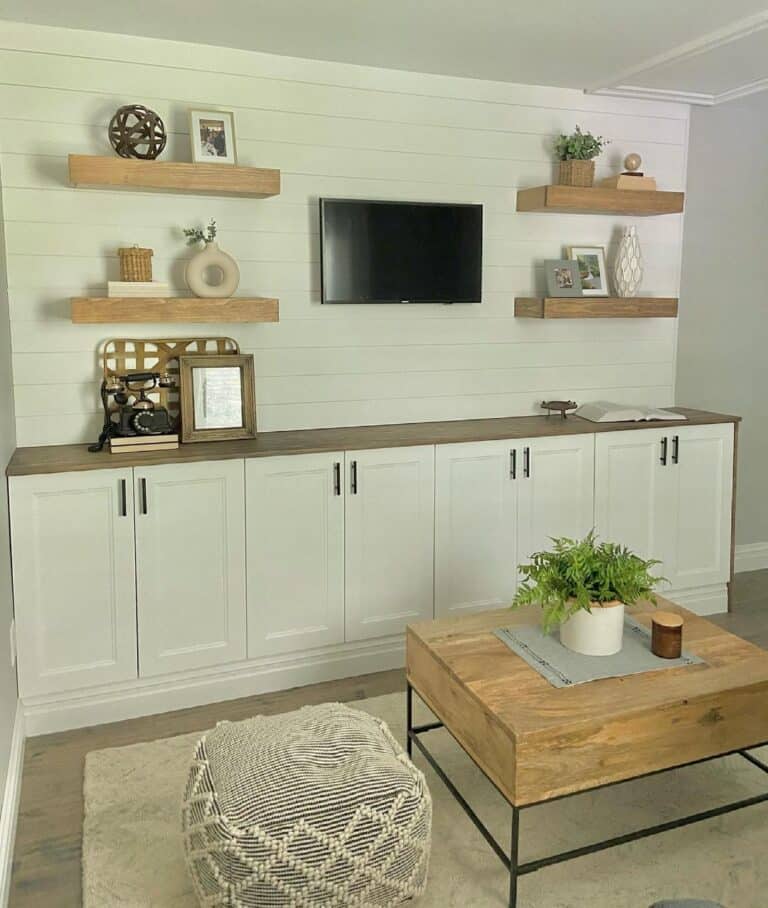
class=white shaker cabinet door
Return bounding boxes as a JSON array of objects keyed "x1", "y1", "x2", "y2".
[
  {"x1": 135, "y1": 459, "x2": 246, "y2": 677},
  {"x1": 517, "y1": 434, "x2": 595, "y2": 565},
  {"x1": 9, "y1": 469, "x2": 138, "y2": 697},
  {"x1": 435, "y1": 441, "x2": 519, "y2": 616},
  {"x1": 345, "y1": 446, "x2": 435, "y2": 641},
  {"x1": 666, "y1": 423, "x2": 734, "y2": 590},
  {"x1": 595, "y1": 428, "x2": 675, "y2": 584},
  {"x1": 246, "y1": 453, "x2": 345, "y2": 657}
]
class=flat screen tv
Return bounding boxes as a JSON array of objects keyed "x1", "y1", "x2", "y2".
[{"x1": 320, "y1": 198, "x2": 482, "y2": 304}]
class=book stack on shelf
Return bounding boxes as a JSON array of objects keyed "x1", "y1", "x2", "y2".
[
  {"x1": 107, "y1": 281, "x2": 171, "y2": 298},
  {"x1": 109, "y1": 434, "x2": 179, "y2": 454}
]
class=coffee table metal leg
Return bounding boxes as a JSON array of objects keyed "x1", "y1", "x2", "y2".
[
  {"x1": 509, "y1": 807, "x2": 520, "y2": 908},
  {"x1": 406, "y1": 681, "x2": 413, "y2": 757}
]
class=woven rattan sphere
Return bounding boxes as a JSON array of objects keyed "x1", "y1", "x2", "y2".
[{"x1": 108, "y1": 105, "x2": 167, "y2": 160}]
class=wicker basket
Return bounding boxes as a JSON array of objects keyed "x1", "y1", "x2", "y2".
[
  {"x1": 118, "y1": 246, "x2": 153, "y2": 282},
  {"x1": 558, "y1": 160, "x2": 595, "y2": 187}
]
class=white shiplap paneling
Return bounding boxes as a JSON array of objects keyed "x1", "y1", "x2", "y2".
[{"x1": 0, "y1": 22, "x2": 689, "y2": 446}]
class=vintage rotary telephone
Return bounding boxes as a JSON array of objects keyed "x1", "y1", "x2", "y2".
[{"x1": 89, "y1": 371, "x2": 175, "y2": 452}]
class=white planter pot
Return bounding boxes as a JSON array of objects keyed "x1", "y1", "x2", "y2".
[{"x1": 559, "y1": 601, "x2": 625, "y2": 656}]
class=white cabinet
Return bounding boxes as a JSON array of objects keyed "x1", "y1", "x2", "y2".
[
  {"x1": 517, "y1": 434, "x2": 596, "y2": 563},
  {"x1": 434, "y1": 434, "x2": 595, "y2": 616},
  {"x1": 435, "y1": 441, "x2": 519, "y2": 616},
  {"x1": 595, "y1": 424, "x2": 733, "y2": 592},
  {"x1": 345, "y1": 446, "x2": 435, "y2": 641},
  {"x1": 247, "y1": 453, "x2": 345, "y2": 657},
  {"x1": 135, "y1": 460, "x2": 247, "y2": 677},
  {"x1": 9, "y1": 469, "x2": 137, "y2": 697}
]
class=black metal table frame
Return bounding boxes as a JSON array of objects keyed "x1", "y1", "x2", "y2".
[{"x1": 406, "y1": 682, "x2": 768, "y2": 908}]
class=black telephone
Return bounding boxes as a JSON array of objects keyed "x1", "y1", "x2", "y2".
[{"x1": 89, "y1": 371, "x2": 175, "y2": 452}]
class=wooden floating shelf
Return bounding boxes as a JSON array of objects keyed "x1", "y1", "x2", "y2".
[
  {"x1": 515, "y1": 297, "x2": 679, "y2": 319},
  {"x1": 516, "y1": 184, "x2": 684, "y2": 216},
  {"x1": 68, "y1": 155, "x2": 280, "y2": 197},
  {"x1": 71, "y1": 297, "x2": 279, "y2": 324}
]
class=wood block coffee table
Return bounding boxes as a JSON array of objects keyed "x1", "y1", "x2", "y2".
[{"x1": 406, "y1": 599, "x2": 768, "y2": 907}]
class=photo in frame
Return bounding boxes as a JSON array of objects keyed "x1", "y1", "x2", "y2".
[
  {"x1": 566, "y1": 246, "x2": 608, "y2": 296},
  {"x1": 179, "y1": 354, "x2": 255, "y2": 443},
  {"x1": 544, "y1": 259, "x2": 582, "y2": 298},
  {"x1": 189, "y1": 109, "x2": 237, "y2": 164}
]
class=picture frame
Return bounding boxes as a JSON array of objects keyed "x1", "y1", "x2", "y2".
[
  {"x1": 544, "y1": 259, "x2": 582, "y2": 298},
  {"x1": 566, "y1": 246, "x2": 609, "y2": 297},
  {"x1": 179, "y1": 354, "x2": 255, "y2": 443},
  {"x1": 189, "y1": 109, "x2": 237, "y2": 165}
]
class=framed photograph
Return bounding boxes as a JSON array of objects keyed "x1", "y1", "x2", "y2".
[
  {"x1": 189, "y1": 109, "x2": 237, "y2": 164},
  {"x1": 544, "y1": 259, "x2": 582, "y2": 298},
  {"x1": 566, "y1": 246, "x2": 609, "y2": 297},
  {"x1": 179, "y1": 354, "x2": 255, "y2": 443}
]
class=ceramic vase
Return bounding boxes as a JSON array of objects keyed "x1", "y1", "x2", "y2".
[
  {"x1": 559, "y1": 600, "x2": 625, "y2": 656},
  {"x1": 185, "y1": 241, "x2": 240, "y2": 298},
  {"x1": 613, "y1": 226, "x2": 643, "y2": 297}
]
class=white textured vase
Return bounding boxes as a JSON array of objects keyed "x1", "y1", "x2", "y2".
[
  {"x1": 185, "y1": 241, "x2": 240, "y2": 298},
  {"x1": 559, "y1": 600, "x2": 625, "y2": 656},
  {"x1": 613, "y1": 226, "x2": 643, "y2": 297}
]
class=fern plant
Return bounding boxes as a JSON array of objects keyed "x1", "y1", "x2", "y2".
[
  {"x1": 554, "y1": 126, "x2": 608, "y2": 161},
  {"x1": 513, "y1": 531, "x2": 664, "y2": 632}
]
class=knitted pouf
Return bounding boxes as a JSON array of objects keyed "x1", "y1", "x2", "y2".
[{"x1": 182, "y1": 703, "x2": 432, "y2": 907}]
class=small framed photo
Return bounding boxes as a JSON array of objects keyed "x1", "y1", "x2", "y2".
[
  {"x1": 544, "y1": 259, "x2": 582, "y2": 297},
  {"x1": 566, "y1": 246, "x2": 609, "y2": 297},
  {"x1": 179, "y1": 354, "x2": 256, "y2": 443},
  {"x1": 189, "y1": 109, "x2": 237, "y2": 164}
]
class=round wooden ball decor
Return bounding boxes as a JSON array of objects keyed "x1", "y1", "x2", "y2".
[
  {"x1": 108, "y1": 104, "x2": 167, "y2": 160},
  {"x1": 651, "y1": 611, "x2": 683, "y2": 659}
]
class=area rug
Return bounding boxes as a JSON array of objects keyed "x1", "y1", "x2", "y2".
[{"x1": 83, "y1": 692, "x2": 768, "y2": 907}]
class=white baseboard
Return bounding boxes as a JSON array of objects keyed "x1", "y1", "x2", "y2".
[
  {"x1": 22, "y1": 636, "x2": 405, "y2": 736},
  {"x1": 0, "y1": 702, "x2": 25, "y2": 908},
  {"x1": 735, "y1": 542, "x2": 768, "y2": 574},
  {"x1": 666, "y1": 584, "x2": 728, "y2": 616}
]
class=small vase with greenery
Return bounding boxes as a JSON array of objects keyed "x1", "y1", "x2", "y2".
[
  {"x1": 554, "y1": 126, "x2": 608, "y2": 187},
  {"x1": 512, "y1": 532, "x2": 664, "y2": 656}
]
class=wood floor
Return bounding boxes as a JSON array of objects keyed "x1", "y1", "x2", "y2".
[{"x1": 9, "y1": 570, "x2": 768, "y2": 907}]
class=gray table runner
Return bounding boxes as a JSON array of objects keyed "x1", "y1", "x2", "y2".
[{"x1": 494, "y1": 617, "x2": 703, "y2": 688}]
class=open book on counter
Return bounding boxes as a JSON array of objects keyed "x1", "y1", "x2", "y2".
[{"x1": 575, "y1": 401, "x2": 688, "y2": 423}]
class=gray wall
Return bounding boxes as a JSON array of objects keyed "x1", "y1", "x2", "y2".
[
  {"x1": 676, "y1": 94, "x2": 768, "y2": 547},
  {"x1": 0, "y1": 160, "x2": 18, "y2": 799}
]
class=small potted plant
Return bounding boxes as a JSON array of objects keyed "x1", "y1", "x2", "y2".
[
  {"x1": 554, "y1": 126, "x2": 608, "y2": 188},
  {"x1": 512, "y1": 532, "x2": 664, "y2": 656}
]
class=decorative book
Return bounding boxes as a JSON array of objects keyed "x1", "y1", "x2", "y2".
[{"x1": 575, "y1": 401, "x2": 687, "y2": 423}]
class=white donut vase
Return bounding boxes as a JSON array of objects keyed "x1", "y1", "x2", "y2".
[{"x1": 185, "y1": 241, "x2": 240, "y2": 298}]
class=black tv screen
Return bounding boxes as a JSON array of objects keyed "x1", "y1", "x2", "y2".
[{"x1": 320, "y1": 199, "x2": 482, "y2": 304}]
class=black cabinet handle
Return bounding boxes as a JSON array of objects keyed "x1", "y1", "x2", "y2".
[
  {"x1": 333, "y1": 461, "x2": 341, "y2": 496},
  {"x1": 660, "y1": 437, "x2": 668, "y2": 466},
  {"x1": 140, "y1": 477, "x2": 148, "y2": 514},
  {"x1": 509, "y1": 449, "x2": 517, "y2": 480},
  {"x1": 119, "y1": 479, "x2": 127, "y2": 517},
  {"x1": 350, "y1": 460, "x2": 358, "y2": 495},
  {"x1": 523, "y1": 446, "x2": 531, "y2": 478},
  {"x1": 672, "y1": 435, "x2": 680, "y2": 465}
]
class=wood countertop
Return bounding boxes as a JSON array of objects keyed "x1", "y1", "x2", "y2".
[{"x1": 6, "y1": 407, "x2": 739, "y2": 477}]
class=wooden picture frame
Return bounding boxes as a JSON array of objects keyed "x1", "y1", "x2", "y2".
[{"x1": 179, "y1": 354, "x2": 256, "y2": 443}]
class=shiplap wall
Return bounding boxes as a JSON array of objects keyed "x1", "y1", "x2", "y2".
[{"x1": 0, "y1": 21, "x2": 690, "y2": 447}]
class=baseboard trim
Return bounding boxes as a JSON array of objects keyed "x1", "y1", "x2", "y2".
[
  {"x1": 735, "y1": 542, "x2": 768, "y2": 574},
  {"x1": 22, "y1": 636, "x2": 405, "y2": 736},
  {"x1": 667, "y1": 584, "x2": 728, "y2": 616},
  {"x1": 0, "y1": 702, "x2": 25, "y2": 908}
]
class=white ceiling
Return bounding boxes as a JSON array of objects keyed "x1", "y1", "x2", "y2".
[{"x1": 1, "y1": 0, "x2": 767, "y2": 104}]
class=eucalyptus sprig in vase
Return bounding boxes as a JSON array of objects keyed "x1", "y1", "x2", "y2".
[
  {"x1": 182, "y1": 219, "x2": 240, "y2": 299},
  {"x1": 512, "y1": 532, "x2": 664, "y2": 656}
]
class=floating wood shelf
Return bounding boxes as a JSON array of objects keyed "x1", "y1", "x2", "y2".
[
  {"x1": 515, "y1": 297, "x2": 679, "y2": 319},
  {"x1": 68, "y1": 155, "x2": 280, "y2": 197},
  {"x1": 71, "y1": 297, "x2": 279, "y2": 324},
  {"x1": 516, "y1": 185, "x2": 684, "y2": 216}
]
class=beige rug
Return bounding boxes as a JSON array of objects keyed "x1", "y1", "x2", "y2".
[{"x1": 83, "y1": 692, "x2": 768, "y2": 907}]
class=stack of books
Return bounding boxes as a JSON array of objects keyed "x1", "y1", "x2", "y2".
[
  {"x1": 110, "y1": 434, "x2": 180, "y2": 454},
  {"x1": 107, "y1": 281, "x2": 171, "y2": 298}
]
